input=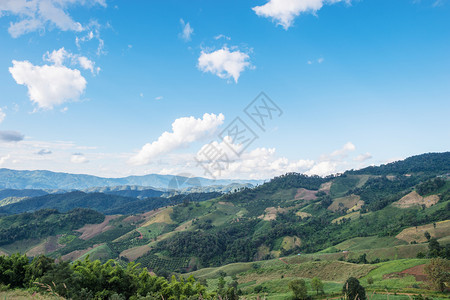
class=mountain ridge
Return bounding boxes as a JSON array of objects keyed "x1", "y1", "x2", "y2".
[{"x1": 0, "y1": 168, "x2": 262, "y2": 190}]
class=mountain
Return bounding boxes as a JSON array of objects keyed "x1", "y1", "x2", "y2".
[
  {"x1": 0, "y1": 168, "x2": 262, "y2": 190},
  {"x1": 0, "y1": 190, "x2": 223, "y2": 215},
  {"x1": 0, "y1": 152, "x2": 448, "y2": 276}
]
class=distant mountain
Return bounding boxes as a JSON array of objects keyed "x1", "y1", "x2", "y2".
[
  {"x1": 0, "y1": 189, "x2": 49, "y2": 201},
  {"x1": 83, "y1": 186, "x2": 164, "y2": 199},
  {"x1": 0, "y1": 190, "x2": 223, "y2": 215},
  {"x1": 0, "y1": 169, "x2": 262, "y2": 190}
]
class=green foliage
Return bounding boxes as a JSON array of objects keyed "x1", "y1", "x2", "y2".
[
  {"x1": 349, "y1": 152, "x2": 450, "y2": 176},
  {"x1": 0, "y1": 254, "x2": 209, "y2": 299},
  {"x1": 416, "y1": 177, "x2": 446, "y2": 196},
  {"x1": 0, "y1": 208, "x2": 104, "y2": 246},
  {"x1": 311, "y1": 276, "x2": 324, "y2": 295},
  {"x1": 289, "y1": 279, "x2": 308, "y2": 300},
  {"x1": 342, "y1": 277, "x2": 366, "y2": 300},
  {"x1": 424, "y1": 258, "x2": 450, "y2": 292}
]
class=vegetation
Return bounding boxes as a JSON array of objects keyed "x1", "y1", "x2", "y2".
[
  {"x1": 343, "y1": 277, "x2": 366, "y2": 300},
  {"x1": 0, "y1": 208, "x2": 104, "y2": 246},
  {"x1": 0, "y1": 254, "x2": 209, "y2": 299},
  {"x1": 289, "y1": 279, "x2": 308, "y2": 300},
  {"x1": 424, "y1": 258, "x2": 450, "y2": 292}
]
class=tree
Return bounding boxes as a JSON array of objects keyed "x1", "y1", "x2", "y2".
[
  {"x1": 342, "y1": 277, "x2": 366, "y2": 300},
  {"x1": 424, "y1": 231, "x2": 431, "y2": 241},
  {"x1": 424, "y1": 258, "x2": 450, "y2": 292},
  {"x1": 289, "y1": 279, "x2": 308, "y2": 300},
  {"x1": 428, "y1": 238, "x2": 442, "y2": 257},
  {"x1": 311, "y1": 277, "x2": 324, "y2": 295}
]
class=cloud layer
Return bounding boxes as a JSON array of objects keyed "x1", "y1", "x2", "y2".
[
  {"x1": 130, "y1": 113, "x2": 225, "y2": 165},
  {"x1": 0, "y1": 130, "x2": 24, "y2": 142},
  {"x1": 253, "y1": 0, "x2": 350, "y2": 29},
  {"x1": 0, "y1": 0, "x2": 106, "y2": 37},
  {"x1": 198, "y1": 47, "x2": 251, "y2": 83}
]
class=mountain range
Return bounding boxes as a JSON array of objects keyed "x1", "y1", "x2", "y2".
[{"x1": 0, "y1": 168, "x2": 262, "y2": 190}]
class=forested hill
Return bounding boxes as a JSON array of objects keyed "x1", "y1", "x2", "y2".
[
  {"x1": 348, "y1": 152, "x2": 450, "y2": 176},
  {"x1": 0, "y1": 152, "x2": 448, "y2": 275}
]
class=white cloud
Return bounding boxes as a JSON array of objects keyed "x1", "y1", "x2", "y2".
[
  {"x1": 354, "y1": 152, "x2": 372, "y2": 162},
  {"x1": 195, "y1": 138, "x2": 314, "y2": 179},
  {"x1": 0, "y1": 154, "x2": 11, "y2": 166},
  {"x1": 70, "y1": 153, "x2": 89, "y2": 164},
  {"x1": 0, "y1": 0, "x2": 106, "y2": 38},
  {"x1": 330, "y1": 142, "x2": 355, "y2": 158},
  {"x1": 214, "y1": 34, "x2": 231, "y2": 40},
  {"x1": 78, "y1": 56, "x2": 99, "y2": 74},
  {"x1": 9, "y1": 48, "x2": 88, "y2": 109},
  {"x1": 179, "y1": 19, "x2": 193, "y2": 41},
  {"x1": 305, "y1": 142, "x2": 356, "y2": 176},
  {"x1": 198, "y1": 47, "x2": 251, "y2": 83},
  {"x1": 155, "y1": 96, "x2": 163, "y2": 100},
  {"x1": 317, "y1": 57, "x2": 324, "y2": 63},
  {"x1": 305, "y1": 161, "x2": 337, "y2": 177},
  {"x1": 253, "y1": 0, "x2": 350, "y2": 30},
  {"x1": 0, "y1": 108, "x2": 5, "y2": 123},
  {"x1": 130, "y1": 113, "x2": 225, "y2": 165},
  {"x1": 44, "y1": 47, "x2": 68, "y2": 65}
]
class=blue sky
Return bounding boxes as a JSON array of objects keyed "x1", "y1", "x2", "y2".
[{"x1": 0, "y1": 0, "x2": 449, "y2": 179}]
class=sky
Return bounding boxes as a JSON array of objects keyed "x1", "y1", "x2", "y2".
[{"x1": 0, "y1": 0, "x2": 449, "y2": 180}]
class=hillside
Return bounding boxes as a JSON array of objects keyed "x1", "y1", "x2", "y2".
[
  {"x1": 0, "y1": 191, "x2": 222, "y2": 215},
  {"x1": 0, "y1": 152, "x2": 448, "y2": 289}
]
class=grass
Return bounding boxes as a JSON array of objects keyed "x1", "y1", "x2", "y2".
[
  {"x1": 360, "y1": 259, "x2": 428, "y2": 289},
  {"x1": 326, "y1": 236, "x2": 408, "y2": 252},
  {"x1": 76, "y1": 244, "x2": 115, "y2": 262},
  {"x1": 0, "y1": 238, "x2": 42, "y2": 254},
  {"x1": 0, "y1": 290, "x2": 60, "y2": 299}
]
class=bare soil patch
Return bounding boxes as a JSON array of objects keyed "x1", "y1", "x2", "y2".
[
  {"x1": 295, "y1": 188, "x2": 317, "y2": 201},
  {"x1": 396, "y1": 220, "x2": 450, "y2": 243},
  {"x1": 384, "y1": 264, "x2": 428, "y2": 281},
  {"x1": 26, "y1": 236, "x2": 63, "y2": 256},
  {"x1": 328, "y1": 195, "x2": 362, "y2": 212},
  {"x1": 120, "y1": 244, "x2": 152, "y2": 261},
  {"x1": 319, "y1": 182, "x2": 332, "y2": 194},
  {"x1": 61, "y1": 244, "x2": 103, "y2": 261},
  {"x1": 76, "y1": 215, "x2": 120, "y2": 240},
  {"x1": 393, "y1": 191, "x2": 439, "y2": 209}
]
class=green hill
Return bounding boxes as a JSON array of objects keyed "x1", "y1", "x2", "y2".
[{"x1": 0, "y1": 152, "x2": 448, "y2": 286}]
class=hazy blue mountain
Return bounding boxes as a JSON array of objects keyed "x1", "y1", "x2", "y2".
[
  {"x1": 0, "y1": 169, "x2": 262, "y2": 190},
  {"x1": 82, "y1": 185, "x2": 164, "y2": 199},
  {"x1": 0, "y1": 189, "x2": 49, "y2": 201}
]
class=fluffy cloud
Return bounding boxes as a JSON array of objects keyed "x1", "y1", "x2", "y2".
[
  {"x1": 130, "y1": 113, "x2": 225, "y2": 165},
  {"x1": 0, "y1": 130, "x2": 24, "y2": 142},
  {"x1": 70, "y1": 153, "x2": 88, "y2": 164},
  {"x1": 195, "y1": 138, "x2": 314, "y2": 179},
  {"x1": 78, "y1": 56, "x2": 99, "y2": 74},
  {"x1": 330, "y1": 142, "x2": 355, "y2": 158},
  {"x1": 0, "y1": 154, "x2": 11, "y2": 166},
  {"x1": 179, "y1": 19, "x2": 193, "y2": 41},
  {"x1": 305, "y1": 142, "x2": 356, "y2": 176},
  {"x1": 253, "y1": 0, "x2": 350, "y2": 30},
  {"x1": 198, "y1": 47, "x2": 251, "y2": 83},
  {"x1": 0, "y1": 0, "x2": 106, "y2": 37},
  {"x1": 0, "y1": 108, "x2": 5, "y2": 123},
  {"x1": 354, "y1": 152, "x2": 372, "y2": 162},
  {"x1": 9, "y1": 49, "x2": 88, "y2": 109}
]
